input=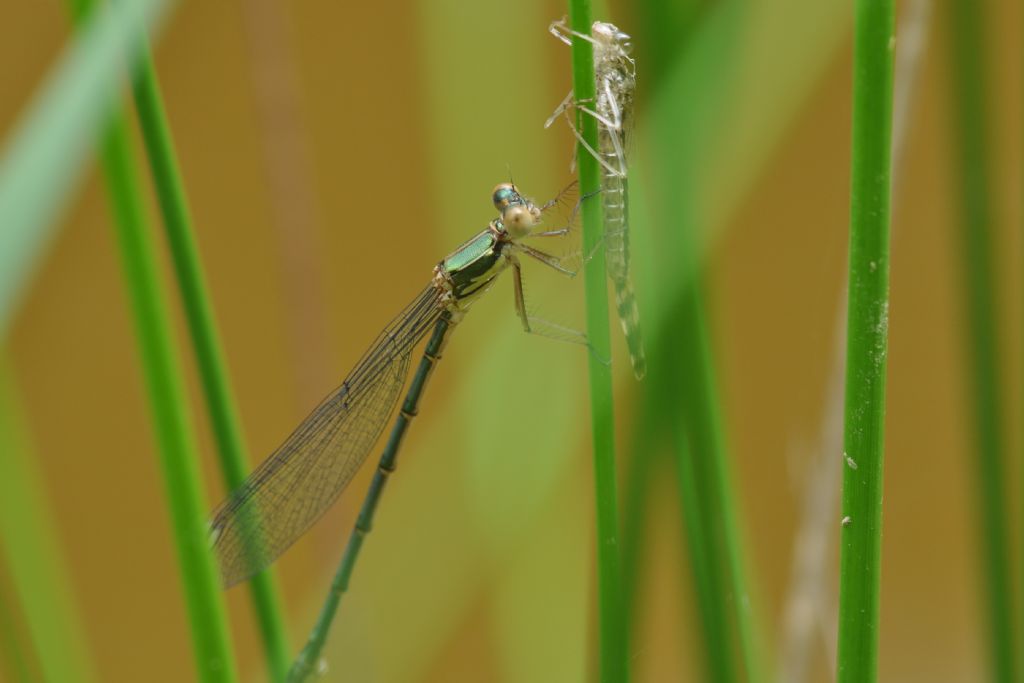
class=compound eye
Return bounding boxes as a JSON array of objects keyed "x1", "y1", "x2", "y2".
[
  {"x1": 492, "y1": 183, "x2": 517, "y2": 210},
  {"x1": 503, "y1": 205, "x2": 535, "y2": 238}
]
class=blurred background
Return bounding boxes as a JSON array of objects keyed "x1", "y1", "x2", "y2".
[{"x1": 0, "y1": 0, "x2": 1021, "y2": 681}]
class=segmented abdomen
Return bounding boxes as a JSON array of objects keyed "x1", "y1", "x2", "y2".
[{"x1": 598, "y1": 126, "x2": 646, "y2": 379}]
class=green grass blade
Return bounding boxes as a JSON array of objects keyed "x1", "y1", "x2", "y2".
[
  {"x1": 636, "y1": 1, "x2": 763, "y2": 680},
  {"x1": 128, "y1": 42, "x2": 291, "y2": 683},
  {"x1": 0, "y1": 0, "x2": 171, "y2": 340},
  {"x1": 59, "y1": 5, "x2": 239, "y2": 680},
  {"x1": 96, "y1": 111, "x2": 238, "y2": 683},
  {"x1": 835, "y1": 0, "x2": 895, "y2": 680},
  {"x1": 626, "y1": 0, "x2": 850, "y2": 676},
  {"x1": 620, "y1": 393, "x2": 660, "y2": 642},
  {"x1": 945, "y1": 1, "x2": 1016, "y2": 680},
  {"x1": 565, "y1": 2, "x2": 626, "y2": 681},
  {"x1": 666, "y1": 398, "x2": 737, "y2": 683},
  {"x1": 59, "y1": 1, "x2": 266, "y2": 677},
  {"x1": 0, "y1": 568, "x2": 35, "y2": 683},
  {"x1": 619, "y1": 4, "x2": 705, "y2": 655},
  {"x1": 1, "y1": 0, "x2": 240, "y2": 678},
  {"x1": 659, "y1": 273, "x2": 760, "y2": 682},
  {"x1": 0, "y1": 361, "x2": 99, "y2": 683},
  {"x1": 675, "y1": 288, "x2": 758, "y2": 683}
]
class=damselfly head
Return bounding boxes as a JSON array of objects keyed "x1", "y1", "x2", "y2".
[
  {"x1": 593, "y1": 22, "x2": 632, "y2": 54},
  {"x1": 492, "y1": 183, "x2": 520, "y2": 212},
  {"x1": 493, "y1": 183, "x2": 541, "y2": 239},
  {"x1": 502, "y1": 203, "x2": 541, "y2": 239}
]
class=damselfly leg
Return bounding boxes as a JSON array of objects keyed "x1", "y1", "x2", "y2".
[{"x1": 495, "y1": 182, "x2": 590, "y2": 346}]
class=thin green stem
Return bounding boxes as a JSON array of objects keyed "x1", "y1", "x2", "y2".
[
  {"x1": 945, "y1": 1, "x2": 1016, "y2": 681},
  {"x1": 566, "y1": 1, "x2": 625, "y2": 682},
  {"x1": 128, "y1": 42, "x2": 291, "y2": 683},
  {"x1": 98, "y1": 110, "x2": 238, "y2": 683},
  {"x1": 61, "y1": 5, "x2": 237, "y2": 681},
  {"x1": 835, "y1": 0, "x2": 894, "y2": 681},
  {"x1": 0, "y1": 361, "x2": 98, "y2": 683}
]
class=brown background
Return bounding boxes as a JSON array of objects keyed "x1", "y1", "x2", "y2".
[{"x1": 1, "y1": 0, "x2": 1021, "y2": 681}]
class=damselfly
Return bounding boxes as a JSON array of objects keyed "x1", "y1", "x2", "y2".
[
  {"x1": 547, "y1": 19, "x2": 646, "y2": 380},
  {"x1": 207, "y1": 182, "x2": 582, "y2": 679}
]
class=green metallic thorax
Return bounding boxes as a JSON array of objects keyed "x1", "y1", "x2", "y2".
[{"x1": 441, "y1": 222, "x2": 509, "y2": 306}]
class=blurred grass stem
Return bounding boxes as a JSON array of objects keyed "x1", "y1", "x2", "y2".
[
  {"x1": 0, "y1": 362, "x2": 99, "y2": 683},
  {"x1": 945, "y1": 0, "x2": 1016, "y2": 680},
  {"x1": 0, "y1": 0, "x2": 169, "y2": 338},
  {"x1": 61, "y1": 3, "x2": 238, "y2": 679},
  {"x1": 638, "y1": 0, "x2": 762, "y2": 679}
]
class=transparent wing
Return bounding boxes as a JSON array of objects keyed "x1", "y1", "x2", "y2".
[
  {"x1": 525, "y1": 181, "x2": 593, "y2": 273},
  {"x1": 512, "y1": 182, "x2": 590, "y2": 346},
  {"x1": 209, "y1": 285, "x2": 445, "y2": 587}
]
